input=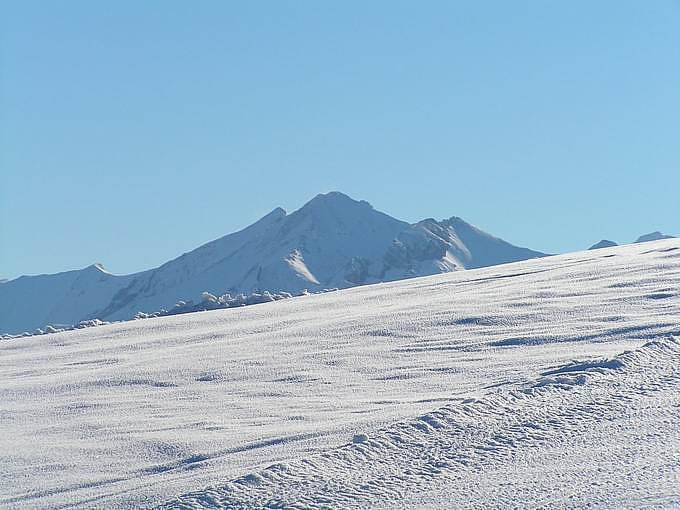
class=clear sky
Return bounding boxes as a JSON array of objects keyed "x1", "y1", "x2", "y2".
[{"x1": 2, "y1": 1, "x2": 679, "y2": 280}]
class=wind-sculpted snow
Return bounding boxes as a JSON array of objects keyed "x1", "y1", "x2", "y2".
[
  {"x1": 159, "y1": 337, "x2": 680, "y2": 509},
  {"x1": 1, "y1": 239, "x2": 679, "y2": 509}
]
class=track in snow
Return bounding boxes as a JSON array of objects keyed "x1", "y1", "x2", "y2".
[{"x1": 1, "y1": 239, "x2": 679, "y2": 509}]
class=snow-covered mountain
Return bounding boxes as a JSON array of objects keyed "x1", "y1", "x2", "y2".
[
  {"x1": 0, "y1": 192, "x2": 546, "y2": 334},
  {"x1": 0, "y1": 264, "x2": 136, "y2": 335},
  {"x1": 589, "y1": 240, "x2": 618, "y2": 250},
  {"x1": 635, "y1": 231, "x2": 676, "y2": 243},
  {"x1": 587, "y1": 231, "x2": 677, "y2": 251}
]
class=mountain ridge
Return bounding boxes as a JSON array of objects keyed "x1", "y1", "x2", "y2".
[{"x1": 3, "y1": 191, "x2": 547, "y2": 334}]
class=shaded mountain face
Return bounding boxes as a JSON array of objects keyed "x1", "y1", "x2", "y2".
[
  {"x1": 0, "y1": 192, "x2": 547, "y2": 334},
  {"x1": 589, "y1": 233, "x2": 678, "y2": 251},
  {"x1": 589, "y1": 240, "x2": 618, "y2": 250},
  {"x1": 0, "y1": 264, "x2": 135, "y2": 334},
  {"x1": 382, "y1": 217, "x2": 546, "y2": 281},
  {"x1": 635, "y1": 232, "x2": 675, "y2": 243}
]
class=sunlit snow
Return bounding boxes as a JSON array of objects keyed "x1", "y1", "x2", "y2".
[{"x1": 1, "y1": 239, "x2": 679, "y2": 508}]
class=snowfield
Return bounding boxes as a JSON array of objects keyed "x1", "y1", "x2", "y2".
[{"x1": 2, "y1": 239, "x2": 679, "y2": 509}]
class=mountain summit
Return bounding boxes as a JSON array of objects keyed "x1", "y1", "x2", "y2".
[
  {"x1": 635, "y1": 232, "x2": 676, "y2": 243},
  {"x1": 589, "y1": 240, "x2": 618, "y2": 250},
  {"x1": 0, "y1": 192, "x2": 547, "y2": 334}
]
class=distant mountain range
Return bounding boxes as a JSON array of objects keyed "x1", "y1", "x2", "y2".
[
  {"x1": 588, "y1": 231, "x2": 676, "y2": 250},
  {"x1": 0, "y1": 192, "x2": 550, "y2": 334},
  {"x1": 1, "y1": 192, "x2": 675, "y2": 335}
]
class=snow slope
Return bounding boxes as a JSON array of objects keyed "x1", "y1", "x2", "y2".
[
  {"x1": 1, "y1": 239, "x2": 678, "y2": 509},
  {"x1": 0, "y1": 192, "x2": 546, "y2": 334}
]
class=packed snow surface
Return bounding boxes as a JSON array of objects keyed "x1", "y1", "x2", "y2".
[{"x1": 1, "y1": 239, "x2": 679, "y2": 509}]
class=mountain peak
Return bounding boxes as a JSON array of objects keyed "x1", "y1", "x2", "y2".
[
  {"x1": 635, "y1": 231, "x2": 675, "y2": 243},
  {"x1": 263, "y1": 206, "x2": 287, "y2": 220},
  {"x1": 85, "y1": 263, "x2": 111, "y2": 275},
  {"x1": 589, "y1": 240, "x2": 618, "y2": 250},
  {"x1": 444, "y1": 216, "x2": 474, "y2": 228},
  {"x1": 315, "y1": 190, "x2": 354, "y2": 201},
  {"x1": 239, "y1": 207, "x2": 286, "y2": 232},
  {"x1": 303, "y1": 191, "x2": 372, "y2": 211}
]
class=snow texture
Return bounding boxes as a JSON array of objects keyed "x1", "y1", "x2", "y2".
[{"x1": 1, "y1": 239, "x2": 679, "y2": 509}]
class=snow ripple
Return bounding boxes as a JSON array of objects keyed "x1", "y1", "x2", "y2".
[{"x1": 159, "y1": 337, "x2": 680, "y2": 509}]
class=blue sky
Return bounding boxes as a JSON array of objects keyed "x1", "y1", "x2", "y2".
[{"x1": 2, "y1": 1, "x2": 679, "y2": 279}]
